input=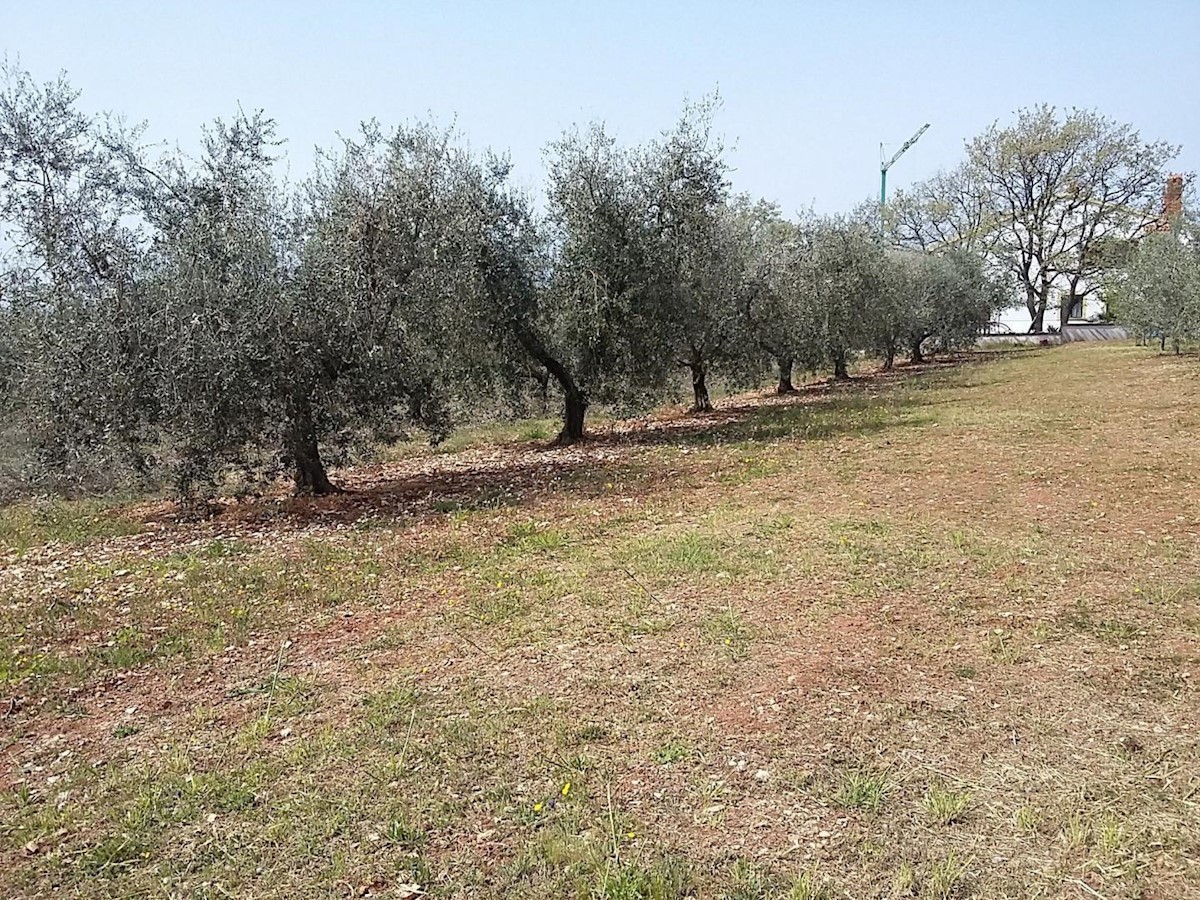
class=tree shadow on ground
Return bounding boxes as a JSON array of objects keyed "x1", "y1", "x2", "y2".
[
  {"x1": 590, "y1": 357, "x2": 962, "y2": 448},
  {"x1": 183, "y1": 357, "x2": 978, "y2": 532}
]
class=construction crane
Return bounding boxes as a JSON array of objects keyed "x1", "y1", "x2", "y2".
[{"x1": 880, "y1": 123, "x2": 931, "y2": 210}]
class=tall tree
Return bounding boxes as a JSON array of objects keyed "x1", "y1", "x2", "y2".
[
  {"x1": 888, "y1": 164, "x2": 993, "y2": 254},
  {"x1": 965, "y1": 105, "x2": 1177, "y2": 331}
]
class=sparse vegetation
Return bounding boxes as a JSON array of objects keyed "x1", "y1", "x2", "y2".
[
  {"x1": 923, "y1": 851, "x2": 971, "y2": 900},
  {"x1": 922, "y1": 783, "x2": 972, "y2": 825},
  {"x1": 834, "y1": 769, "x2": 891, "y2": 812},
  {"x1": 1, "y1": 147, "x2": 1199, "y2": 900}
]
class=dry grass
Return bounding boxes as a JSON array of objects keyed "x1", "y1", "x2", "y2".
[{"x1": 1, "y1": 344, "x2": 1199, "y2": 898}]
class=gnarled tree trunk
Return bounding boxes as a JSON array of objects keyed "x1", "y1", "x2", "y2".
[
  {"x1": 686, "y1": 347, "x2": 712, "y2": 412},
  {"x1": 832, "y1": 348, "x2": 850, "y2": 380},
  {"x1": 515, "y1": 326, "x2": 588, "y2": 444},
  {"x1": 776, "y1": 356, "x2": 795, "y2": 394},
  {"x1": 909, "y1": 337, "x2": 925, "y2": 365},
  {"x1": 288, "y1": 396, "x2": 337, "y2": 495},
  {"x1": 559, "y1": 385, "x2": 588, "y2": 444}
]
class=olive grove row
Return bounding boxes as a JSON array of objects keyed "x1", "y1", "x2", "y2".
[{"x1": 11, "y1": 65, "x2": 1168, "y2": 497}]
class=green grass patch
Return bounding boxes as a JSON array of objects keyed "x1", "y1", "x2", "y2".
[
  {"x1": 922, "y1": 782, "x2": 972, "y2": 825},
  {"x1": 834, "y1": 769, "x2": 891, "y2": 812},
  {"x1": 0, "y1": 497, "x2": 142, "y2": 553}
]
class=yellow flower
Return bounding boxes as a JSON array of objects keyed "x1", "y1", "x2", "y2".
[
  {"x1": 534, "y1": 802, "x2": 544, "y2": 813},
  {"x1": 561, "y1": 782, "x2": 571, "y2": 797},
  {"x1": 626, "y1": 830, "x2": 636, "y2": 839}
]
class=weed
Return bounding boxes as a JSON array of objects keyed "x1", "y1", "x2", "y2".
[
  {"x1": 723, "y1": 858, "x2": 770, "y2": 900},
  {"x1": 505, "y1": 520, "x2": 570, "y2": 553},
  {"x1": 0, "y1": 497, "x2": 141, "y2": 553},
  {"x1": 1014, "y1": 805, "x2": 1040, "y2": 832},
  {"x1": 922, "y1": 783, "x2": 971, "y2": 825},
  {"x1": 702, "y1": 606, "x2": 752, "y2": 660},
  {"x1": 1095, "y1": 811, "x2": 1129, "y2": 857},
  {"x1": 361, "y1": 688, "x2": 418, "y2": 731},
  {"x1": 835, "y1": 769, "x2": 890, "y2": 812},
  {"x1": 0, "y1": 649, "x2": 76, "y2": 688},
  {"x1": 80, "y1": 832, "x2": 152, "y2": 876},
  {"x1": 576, "y1": 724, "x2": 611, "y2": 743},
  {"x1": 593, "y1": 854, "x2": 696, "y2": 900},
  {"x1": 788, "y1": 867, "x2": 832, "y2": 900},
  {"x1": 923, "y1": 851, "x2": 969, "y2": 899},
  {"x1": 1094, "y1": 619, "x2": 1140, "y2": 645},
  {"x1": 1060, "y1": 810, "x2": 1091, "y2": 850},
  {"x1": 658, "y1": 532, "x2": 723, "y2": 573},
  {"x1": 983, "y1": 628, "x2": 1021, "y2": 663},
  {"x1": 892, "y1": 860, "x2": 917, "y2": 896},
  {"x1": 95, "y1": 626, "x2": 156, "y2": 670},
  {"x1": 467, "y1": 589, "x2": 527, "y2": 626},
  {"x1": 653, "y1": 741, "x2": 695, "y2": 766},
  {"x1": 384, "y1": 816, "x2": 427, "y2": 849},
  {"x1": 692, "y1": 778, "x2": 728, "y2": 825}
]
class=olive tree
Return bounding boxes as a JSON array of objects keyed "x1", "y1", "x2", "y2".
[
  {"x1": 128, "y1": 113, "x2": 291, "y2": 493},
  {"x1": 0, "y1": 62, "x2": 156, "y2": 487},
  {"x1": 284, "y1": 122, "x2": 483, "y2": 490},
  {"x1": 639, "y1": 101, "x2": 757, "y2": 411},
  {"x1": 924, "y1": 249, "x2": 1006, "y2": 355},
  {"x1": 873, "y1": 248, "x2": 1002, "y2": 365},
  {"x1": 737, "y1": 202, "x2": 824, "y2": 392},
  {"x1": 796, "y1": 218, "x2": 884, "y2": 379},
  {"x1": 1114, "y1": 221, "x2": 1200, "y2": 353},
  {"x1": 137, "y1": 116, "x2": 482, "y2": 495},
  {"x1": 488, "y1": 123, "x2": 671, "y2": 443}
]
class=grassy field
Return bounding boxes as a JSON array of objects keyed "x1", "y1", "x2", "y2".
[{"x1": 1, "y1": 343, "x2": 1198, "y2": 899}]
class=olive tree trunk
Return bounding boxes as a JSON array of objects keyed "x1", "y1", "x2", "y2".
[
  {"x1": 288, "y1": 397, "x2": 337, "y2": 495},
  {"x1": 832, "y1": 348, "x2": 850, "y2": 380},
  {"x1": 515, "y1": 326, "x2": 588, "y2": 444},
  {"x1": 776, "y1": 356, "x2": 796, "y2": 394},
  {"x1": 559, "y1": 385, "x2": 588, "y2": 443},
  {"x1": 909, "y1": 337, "x2": 926, "y2": 364},
  {"x1": 684, "y1": 347, "x2": 712, "y2": 412}
]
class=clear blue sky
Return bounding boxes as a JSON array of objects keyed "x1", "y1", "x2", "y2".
[{"x1": 5, "y1": 1, "x2": 1197, "y2": 214}]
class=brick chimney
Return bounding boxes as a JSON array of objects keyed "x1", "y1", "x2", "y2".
[{"x1": 1164, "y1": 174, "x2": 1184, "y2": 222}]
